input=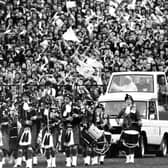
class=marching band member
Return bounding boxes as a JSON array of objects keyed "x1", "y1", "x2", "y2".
[
  {"x1": 40, "y1": 98, "x2": 60, "y2": 168},
  {"x1": 91, "y1": 103, "x2": 109, "y2": 165},
  {"x1": 81, "y1": 100, "x2": 95, "y2": 166},
  {"x1": 0, "y1": 103, "x2": 10, "y2": 168},
  {"x1": 30, "y1": 98, "x2": 42, "y2": 167},
  {"x1": 14, "y1": 93, "x2": 34, "y2": 168},
  {"x1": 116, "y1": 94, "x2": 142, "y2": 163},
  {"x1": 61, "y1": 94, "x2": 82, "y2": 167},
  {"x1": 8, "y1": 100, "x2": 21, "y2": 165}
]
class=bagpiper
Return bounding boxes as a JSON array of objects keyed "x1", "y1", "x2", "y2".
[
  {"x1": 8, "y1": 99, "x2": 21, "y2": 165},
  {"x1": 61, "y1": 93, "x2": 82, "y2": 167},
  {"x1": 14, "y1": 92, "x2": 36, "y2": 168},
  {"x1": 30, "y1": 95, "x2": 42, "y2": 167},
  {"x1": 38, "y1": 96, "x2": 60, "y2": 168},
  {"x1": 0, "y1": 102, "x2": 10, "y2": 168}
]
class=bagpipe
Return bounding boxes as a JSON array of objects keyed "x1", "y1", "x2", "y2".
[{"x1": 81, "y1": 123, "x2": 112, "y2": 155}]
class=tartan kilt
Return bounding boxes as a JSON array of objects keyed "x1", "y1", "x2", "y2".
[
  {"x1": 18, "y1": 126, "x2": 32, "y2": 148},
  {"x1": 0, "y1": 126, "x2": 10, "y2": 152},
  {"x1": 41, "y1": 127, "x2": 59, "y2": 148},
  {"x1": 9, "y1": 123, "x2": 18, "y2": 152},
  {"x1": 31, "y1": 120, "x2": 41, "y2": 150},
  {"x1": 51, "y1": 128, "x2": 59, "y2": 148},
  {"x1": 62, "y1": 125, "x2": 80, "y2": 147}
]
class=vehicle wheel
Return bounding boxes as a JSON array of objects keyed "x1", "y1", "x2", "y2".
[
  {"x1": 136, "y1": 135, "x2": 145, "y2": 158},
  {"x1": 157, "y1": 138, "x2": 167, "y2": 157}
]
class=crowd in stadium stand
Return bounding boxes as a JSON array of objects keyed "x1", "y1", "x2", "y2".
[{"x1": 0, "y1": 0, "x2": 168, "y2": 103}]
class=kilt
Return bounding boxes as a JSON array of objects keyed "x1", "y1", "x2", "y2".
[
  {"x1": 9, "y1": 122, "x2": 18, "y2": 152},
  {"x1": 18, "y1": 125, "x2": 32, "y2": 147},
  {"x1": 62, "y1": 125, "x2": 80, "y2": 147},
  {"x1": 0, "y1": 126, "x2": 10, "y2": 152},
  {"x1": 31, "y1": 120, "x2": 41, "y2": 149},
  {"x1": 41, "y1": 127, "x2": 59, "y2": 148}
]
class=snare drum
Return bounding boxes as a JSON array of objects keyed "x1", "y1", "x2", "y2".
[
  {"x1": 87, "y1": 124, "x2": 104, "y2": 140},
  {"x1": 121, "y1": 130, "x2": 139, "y2": 148}
]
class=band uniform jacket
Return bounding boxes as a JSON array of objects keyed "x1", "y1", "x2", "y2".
[
  {"x1": 61, "y1": 103, "x2": 82, "y2": 146},
  {"x1": 117, "y1": 106, "x2": 141, "y2": 131},
  {"x1": 40, "y1": 107, "x2": 60, "y2": 148}
]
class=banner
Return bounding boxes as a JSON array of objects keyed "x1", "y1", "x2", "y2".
[
  {"x1": 96, "y1": 0, "x2": 105, "y2": 2},
  {"x1": 66, "y1": 1, "x2": 76, "y2": 8}
]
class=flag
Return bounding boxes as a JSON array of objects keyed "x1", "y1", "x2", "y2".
[
  {"x1": 76, "y1": 60, "x2": 103, "y2": 85},
  {"x1": 63, "y1": 27, "x2": 80, "y2": 42},
  {"x1": 56, "y1": 18, "x2": 64, "y2": 28},
  {"x1": 52, "y1": 13, "x2": 64, "y2": 28},
  {"x1": 85, "y1": 58, "x2": 103, "y2": 69},
  {"x1": 40, "y1": 40, "x2": 48, "y2": 49},
  {"x1": 76, "y1": 61, "x2": 95, "y2": 79},
  {"x1": 66, "y1": 1, "x2": 76, "y2": 8}
]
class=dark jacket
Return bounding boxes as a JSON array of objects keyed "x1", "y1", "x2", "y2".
[{"x1": 117, "y1": 106, "x2": 141, "y2": 131}]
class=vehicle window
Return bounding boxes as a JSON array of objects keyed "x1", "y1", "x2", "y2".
[
  {"x1": 101, "y1": 101, "x2": 147, "y2": 119},
  {"x1": 158, "y1": 105, "x2": 168, "y2": 120},
  {"x1": 157, "y1": 75, "x2": 168, "y2": 106},
  {"x1": 108, "y1": 74, "x2": 154, "y2": 93},
  {"x1": 149, "y1": 101, "x2": 157, "y2": 120}
]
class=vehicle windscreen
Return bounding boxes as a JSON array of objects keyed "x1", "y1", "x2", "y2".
[
  {"x1": 101, "y1": 101, "x2": 147, "y2": 119},
  {"x1": 108, "y1": 74, "x2": 154, "y2": 93}
]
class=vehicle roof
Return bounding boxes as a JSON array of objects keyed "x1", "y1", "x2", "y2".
[
  {"x1": 98, "y1": 92, "x2": 156, "y2": 102},
  {"x1": 111, "y1": 71, "x2": 165, "y2": 76}
]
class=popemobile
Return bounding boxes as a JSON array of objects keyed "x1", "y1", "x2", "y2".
[{"x1": 99, "y1": 71, "x2": 168, "y2": 159}]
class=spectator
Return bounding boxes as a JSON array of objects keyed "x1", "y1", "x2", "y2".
[{"x1": 0, "y1": 0, "x2": 168, "y2": 103}]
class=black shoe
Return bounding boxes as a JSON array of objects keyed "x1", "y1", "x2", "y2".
[
  {"x1": 85, "y1": 163, "x2": 89, "y2": 166},
  {"x1": 100, "y1": 161, "x2": 104, "y2": 165}
]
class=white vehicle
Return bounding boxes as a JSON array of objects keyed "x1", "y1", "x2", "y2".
[{"x1": 99, "y1": 71, "x2": 168, "y2": 157}]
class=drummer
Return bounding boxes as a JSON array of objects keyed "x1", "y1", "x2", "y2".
[
  {"x1": 116, "y1": 94, "x2": 142, "y2": 163},
  {"x1": 92, "y1": 103, "x2": 109, "y2": 165}
]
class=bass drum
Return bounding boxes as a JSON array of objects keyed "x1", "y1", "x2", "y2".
[
  {"x1": 121, "y1": 130, "x2": 140, "y2": 148},
  {"x1": 81, "y1": 124, "x2": 112, "y2": 155}
]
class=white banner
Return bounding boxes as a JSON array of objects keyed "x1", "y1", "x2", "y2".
[
  {"x1": 96, "y1": 0, "x2": 105, "y2": 2},
  {"x1": 66, "y1": 1, "x2": 76, "y2": 8}
]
